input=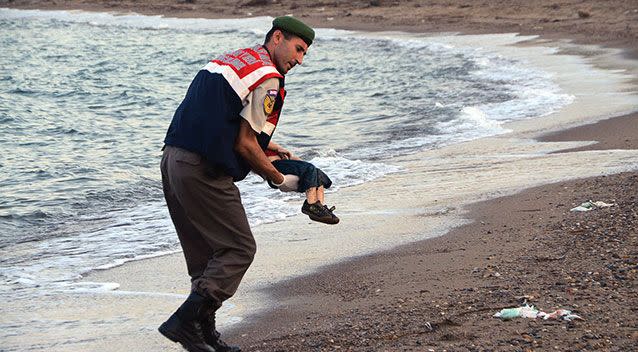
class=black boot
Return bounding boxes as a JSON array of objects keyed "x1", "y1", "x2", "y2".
[
  {"x1": 201, "y1": 309, "x2": 242, "y2": 352},
  {"x1": 158, "y1": 292, "x2": 216, "y2": 352}
]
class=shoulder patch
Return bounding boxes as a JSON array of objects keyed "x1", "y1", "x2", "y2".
[{"x1": 264, "y1": 89, "x2": 278, "y2": 115}]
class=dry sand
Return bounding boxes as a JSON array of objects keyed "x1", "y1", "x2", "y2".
[{"x1": 3, "y1": 1, "x2": 637, "y2": 351}]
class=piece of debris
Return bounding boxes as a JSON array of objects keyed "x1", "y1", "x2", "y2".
[
  {"x1": 538, "y1": 309, "x2": 583, "y2": 321},
  {"x1": 494, "y1": 304, "x2": 583, "y2": 321},
  {"x1": 493, "y1": 304, "x2": 539, "y2": 320},
  {"x1": 570, "y1": 200, "x2": 614, "y2": 212}
]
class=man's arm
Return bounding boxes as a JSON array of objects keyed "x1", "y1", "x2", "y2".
[{"x1": 235, "y1": 119, "x2": 285, "y2": 184}]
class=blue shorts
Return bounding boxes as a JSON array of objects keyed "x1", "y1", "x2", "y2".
[{"x1": 271, "y1": 159, "x2": 332, "y2": 193}]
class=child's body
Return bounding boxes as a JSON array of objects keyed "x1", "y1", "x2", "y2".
[{"x1": 266, "y1": 143, "x2": 339, "y2": 225}]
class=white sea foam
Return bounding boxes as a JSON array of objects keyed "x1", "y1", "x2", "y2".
[
  {"x1": 66, "y1": 281, "x2": 121, "y2": 293},
  {"x1": 310, "y1": 151, "x2": 402, "y2": 188},
  {"x1": 306, "y1": 31, "x2": 574, "y2": 158},
  {"x1": 467, "y1": 50, "x2": 575, "y2": 121},
  {"x1": 0, "y1": 202, "x2": 179, "y2": 297},
  {"x1": 430, "y1": 106, "x2": 509, "y2": 142}
]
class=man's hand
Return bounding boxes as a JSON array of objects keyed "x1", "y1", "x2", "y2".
[
  {"x1": 268, "y1": 141, "x2": 296, "y2": 160},
  {"x1": 270, "y1": 174, "x2": 299, "y2": 192},
  {"x1": 276, "y1": 146, "x2": 292, "y2": 160}
]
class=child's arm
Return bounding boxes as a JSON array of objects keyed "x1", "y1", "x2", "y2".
[{"x1": 267, "y1": 140, "x2": 300, "y2": 160}]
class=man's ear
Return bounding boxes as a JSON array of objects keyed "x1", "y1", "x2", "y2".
[{"x1": 272, "y1": 29, "x2": 283, "y2": 45}]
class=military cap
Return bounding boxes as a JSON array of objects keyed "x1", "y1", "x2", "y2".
[{"x1": 272, "y1": 16, "x2": 315, "y2": 46}]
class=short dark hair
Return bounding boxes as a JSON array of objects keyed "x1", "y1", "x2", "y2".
[{"x1": 264, "y1": 27, "x2": 294, "y2": 45}]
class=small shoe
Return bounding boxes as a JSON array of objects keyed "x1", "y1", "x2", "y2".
[{"x1": 302, "y1": 200, "x2": 340, "y2": 225}]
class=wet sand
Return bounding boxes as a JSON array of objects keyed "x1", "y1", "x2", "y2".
[
  {"x1": 539, "y1": 112, "x2": 638, "y2": 153},
  {"x1": 2, "y1": 1, "x2": 637, "y2": 351}
]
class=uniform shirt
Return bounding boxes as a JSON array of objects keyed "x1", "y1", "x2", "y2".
[{"x1": 240, "y1": 78, "x2": 280, "y2": 134}]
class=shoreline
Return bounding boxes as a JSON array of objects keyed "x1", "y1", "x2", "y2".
[
  {"x1": 2, "y1": 2, "x2": 637, "y2": 351},
  {"x1": 4, "y1": 1, "x2": 637, "y2": 58}
]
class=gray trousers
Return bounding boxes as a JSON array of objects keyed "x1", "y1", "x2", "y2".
[{"x1": 160, "y1": 146, "x2": 256, "y2": 307}]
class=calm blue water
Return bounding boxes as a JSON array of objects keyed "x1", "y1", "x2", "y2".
[{"x1": 0, "y1": 9, "x2": 573, "y2": 299}]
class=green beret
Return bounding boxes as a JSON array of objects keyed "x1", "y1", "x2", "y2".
[{"x1": 272, "y1": 16, "x2": 315, "y2": 46}]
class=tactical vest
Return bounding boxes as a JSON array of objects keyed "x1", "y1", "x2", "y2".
[{"x1": 164, "y1": 45, "x2": 285, "y2": 181}]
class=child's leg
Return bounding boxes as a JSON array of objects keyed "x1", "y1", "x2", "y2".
[
  {"x1": 305, "y1": 187, "x2": 318, "y2": 204},
  {"x1": 305, "y1": 185, "x2": 325, "y2": 205},
  {"x1": 317, "y1": 186, "x2": 325, "y2": 205},
  {"x1": 272, "y1": 160, "x2": 332, "y2": 205}
]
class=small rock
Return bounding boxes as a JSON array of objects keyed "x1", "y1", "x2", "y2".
[
  {"x1": 577, "y1": 10, "x2": 591, "y2": 18},
  {"x1": 242, "y1": 0, "x2": 268, "y2": 6}
]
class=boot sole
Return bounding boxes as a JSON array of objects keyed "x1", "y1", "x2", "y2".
[
  {"x1": 158, "y1": 323, "x2": 212, "y2": 352},
  {"x1": 158, "y1": 323, "x2": 179, "y2": 343}
]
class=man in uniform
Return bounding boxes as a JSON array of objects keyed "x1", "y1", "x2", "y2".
[{"x1": 158, "y1": 16, "x2": 314, "y2": 352}]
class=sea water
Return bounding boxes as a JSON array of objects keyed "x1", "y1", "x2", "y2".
[{"x1": 0, "y1": 9, "x2": 575, "y2": 313}]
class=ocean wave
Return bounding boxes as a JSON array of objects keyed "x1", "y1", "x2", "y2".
[
  {"x1": 0, "y1": 200, "x2": 178, "y2": 298},
  {"x1": 310, "y1": 151, "x2": 401, "y2": 188},
  {"x1": 441, "y1": 106, "x2": 506, "y2": 132},
  {"x1": 0, "y1": 209, "x2": 51, "y2": 221}
]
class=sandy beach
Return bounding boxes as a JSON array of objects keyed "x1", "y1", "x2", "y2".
[
  {"x1": 232, "y1": 172, "x2": 638, "y2": 351},
  {"x1": 2, "y1": 1, "x2": 637, "y2": 351}
]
